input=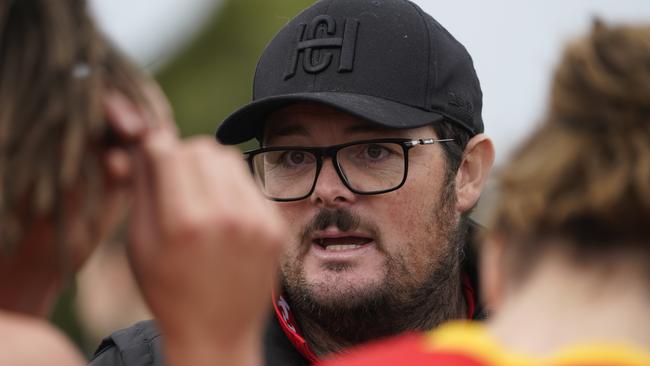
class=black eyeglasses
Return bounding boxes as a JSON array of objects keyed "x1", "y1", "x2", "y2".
[{"x1": 244, "y1": 138, "x2": 454, "y2": 202}]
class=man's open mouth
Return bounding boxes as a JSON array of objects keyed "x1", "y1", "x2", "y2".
[{"x1": 313, "y1": 236, "x2": 373, "y2": 252}]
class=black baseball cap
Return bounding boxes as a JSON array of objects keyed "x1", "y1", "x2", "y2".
[{"x1": 217, "y1": 0, "x2": 483, "y2": 144}]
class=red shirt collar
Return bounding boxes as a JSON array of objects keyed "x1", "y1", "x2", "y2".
[{"x1": 272, "y1": 291, "x2": 321, "y2": 364}]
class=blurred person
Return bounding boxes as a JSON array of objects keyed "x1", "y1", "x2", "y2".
[
  {"x1": 322, "y1": 21, "x2": 650, "y2": 366},
  {"x1": 91, "y1": 0, "x2": 495, "y2": 365},
  {"x1": 0, "y1": 1, "x2": 285, "y2": 365},
  {"x1": 76, "y1": 239, "x2": 152, "y2": 349}
]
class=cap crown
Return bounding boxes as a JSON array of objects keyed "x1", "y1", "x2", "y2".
[{"x1": 253, "y1": 0, "x2": 483, "y2": 134}]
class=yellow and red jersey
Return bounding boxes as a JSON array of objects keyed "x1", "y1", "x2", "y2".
[{"x1": 323, "y1": 321, "x2": 650, "y2": 366}]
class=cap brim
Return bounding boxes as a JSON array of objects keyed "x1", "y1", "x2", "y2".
[{"x1": 216, "y1": 92, "x2": 445, "y2": 144}]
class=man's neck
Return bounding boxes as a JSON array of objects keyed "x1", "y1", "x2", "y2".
[
  {"x1": 294, "y1": 277, "x2": 467, "y2": 357},
  {"x1": 489, "y1": 246, "x2": 650, "y2": 356}
]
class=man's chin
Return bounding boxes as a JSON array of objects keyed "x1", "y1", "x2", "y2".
[
  {"x1": 281, "y1": 256, "x2": 390, "y2": 312},
  {"x1": 301, "y1": 273, "x2": 386, "y2": 309}
]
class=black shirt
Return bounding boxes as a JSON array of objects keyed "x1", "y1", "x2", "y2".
[{"x1": 90, "y1": 313, "x2": 310, "y2": 366}]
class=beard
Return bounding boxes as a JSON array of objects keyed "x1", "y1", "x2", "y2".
[{"x1": 280, "y1": 178, "x2": 468, "y2": 348}]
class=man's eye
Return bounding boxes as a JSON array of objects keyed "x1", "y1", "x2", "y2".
[
  {"x1": 363, "y1": 144, "x2": 389, "y2": 160},
  {"x1": 281, "y1": 151, "x2": 311, "y2": 166}
]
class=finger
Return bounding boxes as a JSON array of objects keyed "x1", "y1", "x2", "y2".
[
  {"x1": 104, "y1": 148, "x2": 132, "y2": 183},
  {"x1": 140, "y1": 76, "x2": 178, "y2": 134},
  {"x1": 138, "y1": 129, "x2": 205, "y2": 240},
  {"x1": 212, "y1": 146, "x2": 286, "y2": 239},
  {"x1": 103, "y1": 90, "x2": 148, "y2": 142},
  {"x1": 206, "y1": 145, "x2": 286, "y2": 256},
  {"x1": 128, "y1": 149, "x2": 159, "y2": 260},
  {"x1": 186, "y1": 140, "x2": 251, "y2": 204},
  {"x1": 176, "y1": 141, "x2": 245, "y2": 249},
  {"x1": 180, "y1": 141, "x2": 266, "y2": 258}
]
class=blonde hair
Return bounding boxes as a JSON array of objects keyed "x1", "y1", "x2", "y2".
[
  {"x1": 492, "y1": 21, "x2": 650, "y2": 252},
  {"x1": 0, "y1": 0, "x2": 146, "y2": 250}
]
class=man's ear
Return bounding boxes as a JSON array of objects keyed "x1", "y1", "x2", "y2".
[{"x1": 454, "y1": 134, "x2": 495, "y2": 213}]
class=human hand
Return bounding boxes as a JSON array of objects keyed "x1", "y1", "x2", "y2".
[
  {"x1": 126, "y1": 129, "x2": 286, "y2": 366},
  {"x1": 104, "y1": 90, "x2": 286, "y2": 366},
  {"x1": 98, "y1": 80, "x2": 176, "y2": 249}
]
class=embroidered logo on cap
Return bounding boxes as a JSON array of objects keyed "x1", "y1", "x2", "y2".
[{"x1": 284, "y1": 15, "x2": 359, "y2": 80}]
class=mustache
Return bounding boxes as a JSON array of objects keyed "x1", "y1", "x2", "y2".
[
  {"x1": 310, "y1": 208, "x2": 361, "y2": 232},
  {"x1": 299, "y1": 208, "x2": 370, "y2": 253}
]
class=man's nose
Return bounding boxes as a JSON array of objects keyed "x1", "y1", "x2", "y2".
[{"x1": 309, "y1": 158, "x2": 356, "y2": 207}]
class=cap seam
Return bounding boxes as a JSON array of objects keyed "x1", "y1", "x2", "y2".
[
  {"x1": 256, "y1": 1, "x2": 317, "y2": 99},
  {"x1": 312, "y1": 0, "x2": 336, "y2": 93},
  {"x1": 403, "y1": 0, "x2": 432, "y2": 110}
]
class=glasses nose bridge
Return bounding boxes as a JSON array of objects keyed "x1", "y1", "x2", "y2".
[
  {"x1": 312, "y1": 145, "x2": 348, "y2": 186},
  {"x1": 312, "y1": 145, "x2": 343, "y2": 169},
  {"x1": 319, "y1": 145, "x2": 341, "y2": 160}
]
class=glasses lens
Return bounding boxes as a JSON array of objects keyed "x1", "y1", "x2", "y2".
[
  {"x1": 338, "y1": 142, "x2": 406, "y2": 192},
  {"x1": 252, "y1": 149, "x2": 317, "y2": 200}
]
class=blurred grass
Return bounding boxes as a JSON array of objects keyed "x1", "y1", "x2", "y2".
[
  {"x1": 51, "y1": 284, "x2": 89, "y2": 353},
  {"x1": 156, "y1": 0, "x2": 314, "y2": 151}
]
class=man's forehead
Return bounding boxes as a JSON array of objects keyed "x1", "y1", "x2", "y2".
[
  {"x1": 263, "y1": 103, "x2": 398, "y2": 143},
  {"x1": 265, "y1": 119, "x2": 390, "y2": 137}
]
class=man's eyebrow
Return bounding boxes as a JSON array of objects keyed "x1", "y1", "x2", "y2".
[
  {"x1": 344, "y1": 123, "x2": 390, "y2": 134},
  {"x1": 265, "y1": 124, "x2": 308, "y2": 145}
]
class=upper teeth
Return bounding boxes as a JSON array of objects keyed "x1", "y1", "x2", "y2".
[{"x1": 325, "y1": 244, "x2": 361, "y2": 251}]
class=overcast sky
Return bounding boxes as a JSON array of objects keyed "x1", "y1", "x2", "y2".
[{"x1": 89, "y1": 0, "x2": 650, "y2": 162}]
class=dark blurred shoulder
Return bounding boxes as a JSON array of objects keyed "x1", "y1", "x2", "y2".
[{"x1": 89, "y1": 320, "x2": 163, "y2": 366}]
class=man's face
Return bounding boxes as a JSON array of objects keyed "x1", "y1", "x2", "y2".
[{"x1": 264, "y1": 103, "x2": 462, "y2": 315}]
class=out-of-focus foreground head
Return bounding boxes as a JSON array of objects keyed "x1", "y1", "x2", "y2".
[
  {"x1": 488, "y1": 21, "x2": 650, "y2": 285},
  {"x1": 0, "y1": 0, "x2": 149, "y2": 310}
]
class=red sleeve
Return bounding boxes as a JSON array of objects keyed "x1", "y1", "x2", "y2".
[{"x1": 322, "y1": 333, "x2": 492, "y2": 366}]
